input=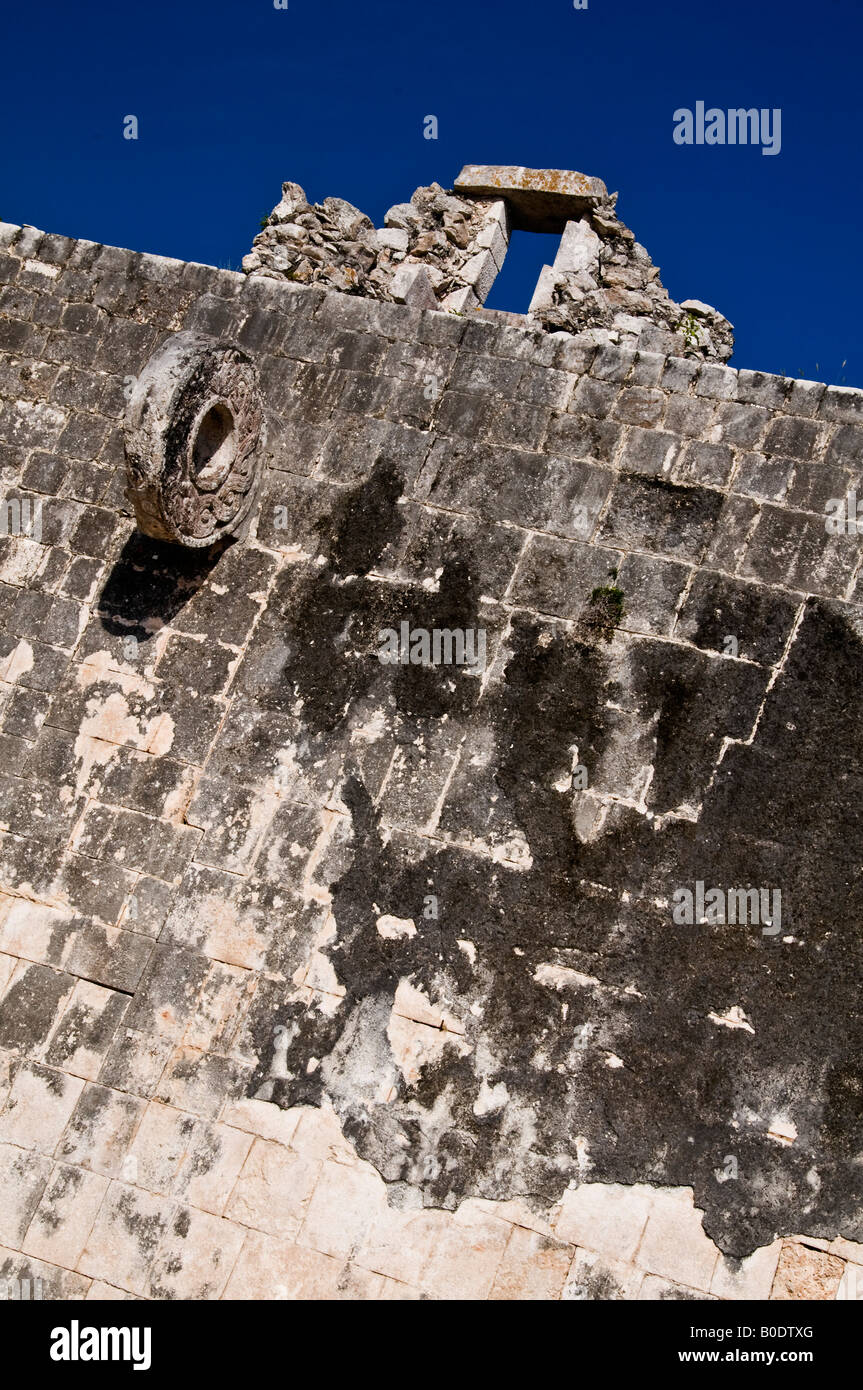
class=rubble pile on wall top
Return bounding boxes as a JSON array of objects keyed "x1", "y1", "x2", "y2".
[{"x1": 245, "y1": 164, "x2": 734, "y2": 363}]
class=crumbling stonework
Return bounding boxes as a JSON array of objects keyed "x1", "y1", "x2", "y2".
[
  {"x1": 245, "y1": 166, "x2": 734, "y2": 361},
  {"x1": 0, "y1": 191, "x2": 861, "y2": 1301},
  {"x1": 244, "y1": 177, "x2": 511, "y2": 316}
]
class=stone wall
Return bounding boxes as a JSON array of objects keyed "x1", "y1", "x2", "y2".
[{"x1": 0, "y1": 213, "x2": 861, "y2": 1301}]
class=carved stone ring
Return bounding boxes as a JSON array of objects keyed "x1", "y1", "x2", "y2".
[{"x1": 124, "y1": 331, "x2": 266, "y2": 547}]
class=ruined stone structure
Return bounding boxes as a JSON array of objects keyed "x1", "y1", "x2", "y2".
[
  {"x1": 246, "y1": 165, "x2": 734, "y2": 361},
  {"x1": 0, "y1": 168, "x2": 860, "y2": 1301}
]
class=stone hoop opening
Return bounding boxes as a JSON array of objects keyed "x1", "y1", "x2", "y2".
[{"x1": 191, "y1": 402, "x2": 237, "y2": 492}]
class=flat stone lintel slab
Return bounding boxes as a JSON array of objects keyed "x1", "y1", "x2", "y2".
[{"x1": 454, "y1": 165, "x2": 608, "y2": 233}]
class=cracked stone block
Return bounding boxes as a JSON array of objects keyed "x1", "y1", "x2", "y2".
[
  {"x1": 0, "y1": 959, "x2": 77, "y2": 1057},
  {"x1": 440, "y1": 285, "x2": 479, "y2": 314},
  {"x1": 555, "y1": 219, "x2": 602, "y2": 278},
  {"x1": 56, "y1": 1083, "x2": 145, "y2": 1177},
  {"x1": 711, "y1": 1241, "x2": 783, "y2": 1300},
  {"x1": 175, "y1": 1120, "x2": 253, "y2": 1216},
  {"x1": 72, "y1": 805, "x2": 202, "y2": 882},
  {"x1": 78, "y1": 1182, "x2": 173, "y2": 1295},
  {"x1": 124, "y1": 1101, "x2": 197, "y2": 1196},
  {"x1": 835, "y1": 1262, "x2": 863, "y2": 1300},
  {"x1": 639, "y1": 1274, "x2": 717, "y2": 1300},
  {"x1": 42, "y1": 980, "x2": 130, "y2": 1080},
  {"x1": 122, "y1": 945, "x2": 210, "y2": 1043},
  {"x1": 616, "y1": 552, "x2": 690, "y2": 637},
  {"x1": 636, "y1": 1192, "x2": 719, "y2": 1291},
  {"x1": 732, "y1": 451, "x2": 794, "y2": 502},
  {"x1": 786, "y1": 459, "x2": 855, "y2": 514},
  {"x1": 84, "y1": 1281, "x2": 140, "y2": 1300},
  {"x1": 613, "y1": 387, "x2": 666, "y2": 429},
  {"x1": 420, "y1": 1203, "x2": 512, "y2": 1300},
  {"x1": 356, "y1": 1203, "x2": 452, "y2": 1288},
  {"x1": 0, "y1": 1247, "x2": 90, "y2": 1301},
  {"x1": 675, "y1": 440, "x2": 735, "y2": 488},
  {"x1": 184, "y1": 777, "x2": 278, "y2": 875},
  {"x1": 571, "y1": 377, "x2": 617, "y2": 418},
  {"x1": 225, "y1": 1137, "x2": 321, "y2": 1241},
  {"x1": 509, "y1": 534, "x2": 618, "y2": 621},
  {"x1": 715, "y1": 399, "x2": 770, "y2": 448},
  {"x1": 98, "y1": 1028, "x2": 175, "y2": 1099},
  {"x1": 741, "y1": 506, "x2": 859, "y2": 597},
  {"x1": 389, "y1": 264, "x2": 438, "y2": 311},
  {"x1": 770, "y1": 1241, "x2": 845, "y2": 1299},
  {"x1": 826, "y1": 421, "x2": 863, "y2": 468},
  {"x1": 162, "y1": 863, "x2": 325, "y2": 976},
  {"x1": 546, "y1": 414, "x2": 622, "y2": 465},
  {"x1": 223, "y1": 1230, "x2": 385, "y2": 1300},
  {"x1": 599, "y1": 474, "x2": 724, "y2": 563},
  {"x1": 0, "y1": 1062, "x2": 85, "y2": 1153},
  {"x1": 489, "y1": 1226, "x2": 573, "y2": 1300},
  {"x1": 154, "y1": 1046, "x2": 248, "y2": 1119},
  {"x1": 527, "y1": 264, "x2": 559, "y2": 316},
  {"x1": 554, "y1": 1183, "x2": 653, "y2": 1263},
  {"x1": 675, "y1": 570, "x2": 800, "y2": 665},
  {"x1": 475, "y1": 201, "x2": 510, "y2": 270},
  {"x1": 829, "y1": 1237, "x2": 863, "y2": 1266},
  {"x1": 0, "y1": 1144, "x2": 53, "y2": 1247},
  {"x1": 563, "y1": 1248, "x2": 645, "y2": 1300},
  {"x1": 297, "y1": 1158, "x2": 386, "y2": 1261},
  {"x1": 459, "y1": 249, "x2": 499, "y2": 303},
  {"x1": 220, "y1": 1098, "x2": 302, "y2": 1148},
  {"x1": 182, "y1": 962, "x2": 255, "y2": 1054},
  {"x1": 147, "y1": 1206, "x2": 245, "y2": 1300},
  {"x1": 664, "y1": 395, "x2": 716, "y2": 438}
]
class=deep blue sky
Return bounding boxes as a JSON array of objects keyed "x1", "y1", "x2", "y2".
[{"x1": 2, "y1": 0, "x2": 860, "y2": 383}]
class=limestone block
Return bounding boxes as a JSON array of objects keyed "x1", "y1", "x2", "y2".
[
  {"x1": 528, "y1": 264, "x2": 559, "y2": 316},
  {"x1": 475, "y1": 200, "x2": 511, "y2": 271},
  {"x1": 383, "y1": 202, "x2": 420, "y2": 230},
  {"x1": 636, "y1": 1192, "x2": 720, "y2": 1292},
  {"x1": 389, "y1": 263, "x2": 438, "y2": 310},
  {"x1": 455, "y1": 165, "x2": 608, "y2": 232},
  {"x1": 374, "y1": 227, "x2": 410, "y2": 253},
  {"x1": 459, "y1": 248, "x2": 499, "y2": 303},
  {"x1": 711, "y1": 1242, "x2": 783, "y2": 1300},
  {"x1": 563, "y1": 1249, "x2": 645, "y2": 1300},
  {"x1": 554, "y1": 219, "x2": 602, "y2": 276},
  {"x1": 0, "y1": 1144, "x2": 52, "y2": 1247},
  {"x1": 553, "y1": 1182, "x2": 653, "y2": 1262},
  {"x1": 770, "y1": 1241, "x2": 845, "y2": 1299},
  {"x1": 21, "y1": 1164, "x2": 109, "y2": 1269},
  {"x1": 440, "y1": 285, "x2": 479, "y2": 314}
]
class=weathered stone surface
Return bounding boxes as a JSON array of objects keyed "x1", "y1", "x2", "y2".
[
  {"x1": 0, "y1": 197, "x2": 861, "y2": 1305},
  {"x1": 454, "y1": 165, "x2": 608, "y2": 232},
  {"x1": 771, "y1": 1242, "x2": 845, "y2": 1300}
]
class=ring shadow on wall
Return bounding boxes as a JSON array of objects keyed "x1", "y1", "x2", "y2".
[{"x1": 95, "y1": 531, "x2": 234, "y2": 644}]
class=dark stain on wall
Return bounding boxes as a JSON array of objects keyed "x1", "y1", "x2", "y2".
[{"x1": 246, "y1": 466, "x2": 863, "y2": 1257}]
